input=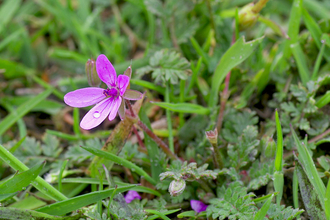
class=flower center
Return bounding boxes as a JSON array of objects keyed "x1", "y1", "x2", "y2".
[{"x1": 103, "y1": 88, "x2": 119, "y2": 98}]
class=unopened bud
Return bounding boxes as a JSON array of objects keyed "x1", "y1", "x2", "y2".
[
  {"x1": 124, "y1": 65, "x2": 132, "y2": 90},
  {"x1": 205, "y1": 129, "x2": 218, "y2": 146},
  {"x1": 86, "y1": 59, "x2": 101, "y2": 87},
  {"x1": 238, "y1": 3, "x2": 259, "y2": 31},
  {"x1": 169, "y1": 179, "x2": 186, "y2": 197}
]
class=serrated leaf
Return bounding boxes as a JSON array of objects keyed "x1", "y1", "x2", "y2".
[
  {"x1": 248, "y1": 161, "x2": 274, "y2": 190},
  {"x1": 208, "y1": 182, "x2": 257, "y2": 220},
  {"x1": 266, "y1": 203, "x2": 304, "y2": 220},
  {"x1": 137, "y1": 49, "x2": 190, "y2": 84}
]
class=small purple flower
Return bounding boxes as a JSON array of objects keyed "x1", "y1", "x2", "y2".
[
  {"x1": 124, "y1": 190, "x2": 141, "y2": 203},
  {"x1": 190, "y1": 200, "x2": 208, "y2": 213},
  {"x1": 64, "y1": 54, "x2": 143, "y2": 130}
]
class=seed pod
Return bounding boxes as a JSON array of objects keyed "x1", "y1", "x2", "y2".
[{"x1": 86, "y1": 59, "x2": 101, "y2": 87}]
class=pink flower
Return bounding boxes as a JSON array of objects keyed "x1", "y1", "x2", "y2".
[
  {"x1": 190, "y1": 200, "x2": 208, "y2": 213},
  {"x1": 124, "y1": 190, "x2": 141, "y2": 203},
  {"x1": 64, "y1": 54, "x2": 143, "y2": 130}
]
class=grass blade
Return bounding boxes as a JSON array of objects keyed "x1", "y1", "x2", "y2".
[
  {"x1": 253, "y1": 194, "x2": 274, "y2": 220},
  {"x1": 82, "y1": 145, "x2": 156, "y2": 185},
  {"x1": 151, "y1": 102, "x2": 210, "y2": 115},
  {"x1": 0, "y1": 144, "x2": 67, "y2": 201},
  {"x1": 326, "y1": 178, "x2": 330, "y2": 220},
  {"x1": 274, "y1": 110, "x2": 284, "y2": 205},
  {"x1": 36, "y1": 185, "x2": 134, "y2": 215},
  {"x1": 295, "y1": 157, "x2": 326, "y2": 219},
  {"x1": 0, "y1": 207, "x2": 82, "y2": 220},
  {"x1": 0, "y1": 88, "x2": 53, "y2": 136},
  {"x1": 291, "y1": 127, "x2": 326, "y2": 210},
  {"x1": 0, "y1": 162, "x2": 44, "y2": 194},
  {"x1": 290, "y1": 42, "x2": 310, "y2": 85}
]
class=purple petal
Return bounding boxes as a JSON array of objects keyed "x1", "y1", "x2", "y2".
[
  {"x1": 96, "y1": 54, "x2": 117, "y2": 87},
  {"x1": 118, "y1": 99, "x2": 125, "y2": 120},
  {"x1": 190, "y1": 200, "x2": 208, "y2": 213},
  {"x1": 64, "y1": 88, "x2": 105, "y2": 108},
  {"x1": 123, "y1": 89, "x2": 143, "y2": 100},
  {"x1": 124, "y1": 190, "x2": 141, "y2": 203},
  {"x1": 108, "y1": 96, "x2": 122, "y2": 121},
  {"x1": 80, "y1": 98, "x2": 113, "y2": 130},
  {"x1": 117, "y1": 75, "x2": 130, "y2": 96}
]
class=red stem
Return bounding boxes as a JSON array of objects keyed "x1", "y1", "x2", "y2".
[{"x1": 125, "y1": 100, "x2": 179, "y2": 160}]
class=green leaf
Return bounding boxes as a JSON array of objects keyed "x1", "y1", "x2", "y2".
[
  {"x1": 0, "y1": 207, "x2": 82, "y2": 220},
  {"x1": 139, "y1": 109, "x2": 162, "y2": 183},
  {"x1": 0, "y1": 0, "x2": 22, "y2": 34},
  {"x1": 316, "y1": 91, "x2": 330, "y2": 108},
  {"x1": 291, "y1": 127, "x2": 326, "y2": 210},
  {"x1": 208, "y1": 36, "x2": 264, "y2": 107},
  {"x1": 0, "y1": 88, "x2": 53, "y2": 136},
  {"x1": 0, "y1": 192, "x2": 18, "y2": 202},
  {"x1": 0, "y1": 162, "x2": 44, "y2": 194},
  {"x1": 325, "y1": 178, "x2": 330, "y2": 220},
  {"x1": 60, "y1": 178, "x2": 161, "y2": 196},
  {"x1": 274, "y1": 110, "x2": 283, "y2": 172},
  {"x1": 302, "y1": 8, "x2": 330, "y2": 62},
  {"x1": 248, "y1": 160, "x2": 274, "y2": 190},
  {"x1": 273, "y1": 171, "x2": 284, "y2": 206},
  {"x1": 207, "y1": 182, "x2": 257, "y2": 220},
  {"x1": 151, "y1": 102, "x2": 210, "y2": 115},
  {"x1": 82, "y1": 145, "x2": 156, "y2": 185},
  {"x1": 258, "y1": 16, "x2": 288, "y2": 38},
  {"x1": 295, "y1": 158, "x2": 326, "y2": 220},
  {"x1": 0, "y1": 144, "x2": 67, "y2": 201},
  {"x1": 253, "y1": 194, "x2": 274, "y2": 220},
  {"x1": 177, "y1": 210, "x2": 196, "y2": 218},
  {"x1": 137, "y1": 49, "x2": 190, "y2": 85},
  {"x1": 266, "y1": 203, "x2": 304, "y2": 220},
  {"x1": 290, "y1": 42, "x2": 310, "y2": 85},
  {"x1": 36, "y1": 185, "x2": 134, "y2": 215}
]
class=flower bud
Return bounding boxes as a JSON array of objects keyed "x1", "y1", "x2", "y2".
[
  {"x1": 205, "y1": 129, "x2": 218, "y2": 146},
  {"x1": 124, "y1": 65, "x2": 132, "y2": 90},
  {"x1": 238, "y1": 3, "x2": 259, "y2": 31},
  {"x1": 85, "y1": 59, "x2": 101, "y2": 87},
  {"x1": 169, "y1": 179, "x2": 186, "y2": 197}
]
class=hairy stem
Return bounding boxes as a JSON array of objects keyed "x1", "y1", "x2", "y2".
[{"x1": 125, "y1": 100, "x2": 179, "y2": 160}]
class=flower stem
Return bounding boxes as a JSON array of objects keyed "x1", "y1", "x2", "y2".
[
  {"x1": 165, "y1": 81, "x2": 174, "y2": 153},
  {"x1": 137, "y1": 120, "x2": 179, "y2": 160},
  {"x1": 0, "y1": 144, "x2": 67, "y2": 201},
  {"x1": 125, "y1": 100, "x2": 179, "y2": 160}
]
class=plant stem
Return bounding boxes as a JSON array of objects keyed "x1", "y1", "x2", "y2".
[
  {"x1": 179, "y1": 79, "x2": 185, "y2": 127},
  {"x1": 0, "y1": 144, "x2": 67, "y2": 201},
  {"x1": 308, "y1": 127, "x2": 330, "y2": 144},
  {"x1": 216, "y1": 33, "x2": 236, "y2": 132},
  {"x1": 165, "y1": 82, "x2": 174, "y2": 152},
  {"x1": 137, "y1": 120, "x2": 179, "y2": 161},
  {"x1": 125, "y1": 100, "x2": 179, "y2": 161}
]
